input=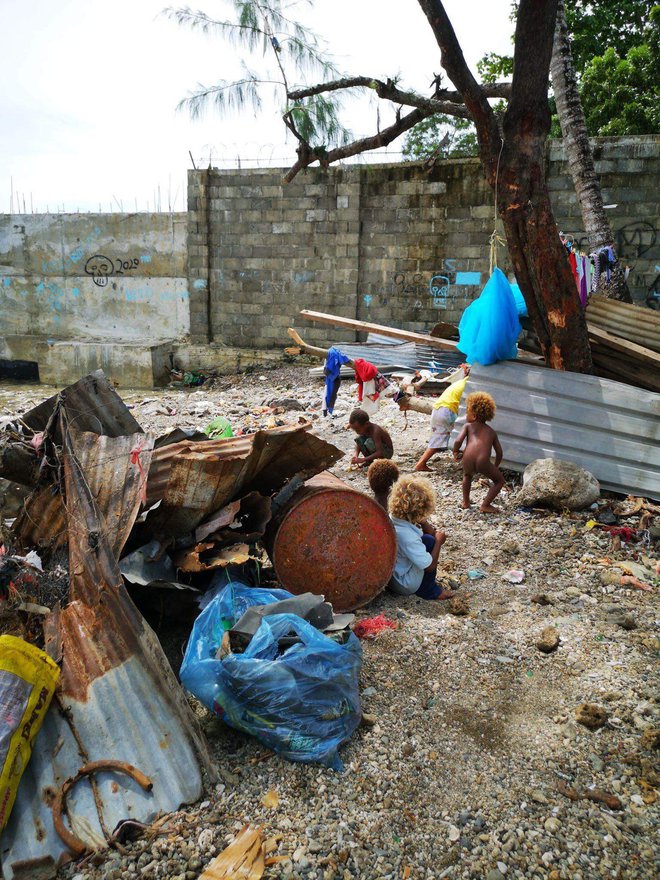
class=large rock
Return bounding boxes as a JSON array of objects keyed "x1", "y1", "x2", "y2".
[{"x1": 517, "y1": 458, "x2": 600, "y2": 510}]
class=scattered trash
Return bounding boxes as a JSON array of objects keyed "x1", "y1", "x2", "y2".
[
  {"x1": 199, "y1": 823, "x2": 268, "y2": 879},
  {"x1": 261, "y1": 789, "x2": 279, "y2": 810},
  {"x1": 467, "y1": 568, "x2": 488, "y2": 580},
  {"x1": 502, "y1": 570, "x2": 525, "y2": 584},
  {"x1": 205, "y1": 416, "x2": 234, "y2": 439},
  {"x1": 557, "y1": 779, "x2": 622, "y2": 810},
  {"x1": 353, "y1": 614, "x2": 398, "y2": 640},
  {"x1": 0, "y1": 635, "x2": 60, "y2": 829},
  {"x1": 181, "y1": 609, "x2": 362, "y2": 769}
]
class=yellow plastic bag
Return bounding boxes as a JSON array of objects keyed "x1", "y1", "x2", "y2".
[{"x1": 0, "y1": 634, "x2": 60, "y2": 829}]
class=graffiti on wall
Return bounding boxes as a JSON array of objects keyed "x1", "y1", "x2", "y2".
[
  {"x1": 84, "y1": 254, "x2": 143, "y2": 287},
  {"x1": 365, "y1": 261, "x2": 482, "y2": 310}
]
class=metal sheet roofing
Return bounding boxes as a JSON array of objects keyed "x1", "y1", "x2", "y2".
[{"x1": 453, "y1": 361, "x2": 660, "y2": 500}]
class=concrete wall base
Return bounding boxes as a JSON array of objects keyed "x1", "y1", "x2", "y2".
[{"x1": 0, "y1": 336, "x2": 285, "y2": 389}]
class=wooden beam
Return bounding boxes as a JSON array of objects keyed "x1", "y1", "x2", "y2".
[
  {"x1": 299, "y1": 310, "x2": 459, "y2": 351},
  {"x1": 587, "y1": 325, "x2": 660, "y2": 369}
]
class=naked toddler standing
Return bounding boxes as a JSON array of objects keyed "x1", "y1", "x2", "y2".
[{"x1": 452, "y1": 392, "x2": 504, "y2": 513}]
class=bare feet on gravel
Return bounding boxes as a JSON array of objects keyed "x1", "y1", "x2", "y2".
[{"x1": 480, "y1": 504, "x2": 500, "y2": 514}]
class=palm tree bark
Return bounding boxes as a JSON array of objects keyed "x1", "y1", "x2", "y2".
[
  {"x1": 550, "y1": 0, "x2": 632, "y2": 302},
  {"x1": 419, "y1": 0, "x2": 592, "y2": 372}
]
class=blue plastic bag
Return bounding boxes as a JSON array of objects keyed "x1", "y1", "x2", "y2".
[
  {"x1": 510, "y1": 282, "x2": 528, "y2": 317},
  {"x1": 457, "y1": 268, "x2": 522, "y2": 365},
  {"x1": 181, "y1": 582, "x2": 293, "y2": 708},
  {"x1": 180, "y1": 602, "x2": 362, "y2": 769}
]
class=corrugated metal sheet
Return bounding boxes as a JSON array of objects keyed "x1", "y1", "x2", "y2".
[
  {"x1": 1, "y1": 425, "x2": 210, "y2": 879},
  {"x1": 452, "y1": 362, "x2": 660, "y2": 500},
  {"x1": 146, "y1": 423, "x2": 344, "y2": 535},
  {"x1": 309, "y1": 341, "x2": 464, "y2": 377},
  {"x1": 11, "y1": 370, "x2": 142, "y2": 441},
  {"x1": 587, "y1": 295, "x2": 660, "y2": 353}
]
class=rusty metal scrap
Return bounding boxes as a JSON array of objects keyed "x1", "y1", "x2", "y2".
[
  {"x1": 1, "y1": 420, "x2": 211, "y2": 880},
  {"x1": 52, "y1": 760, "x2": 153, "y2": 856},
  {"x1": 265, "y1": 472, "x2": 397, "y2": 612},
  {"x1": 146, "y1": 423, "x2": 343, "y2": 536}
]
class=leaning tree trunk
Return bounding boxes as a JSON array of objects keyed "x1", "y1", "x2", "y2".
[
  {"x1": 550, "y1": 0, "x2": 632, "y2": 302},
  {"x1": 419, "y1": 0, "x2": 593, "y2": 372}
]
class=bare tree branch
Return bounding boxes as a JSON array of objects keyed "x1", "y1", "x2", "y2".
[
  {"x1": 283, "y1": 107, "x2": 430, "y2": 183},
  {"x1": 416, "y1": 0, "x2": 500, "y2": 168},
  {"x1": 288, "y1": 76, "x2": 510, "y2": 104}
]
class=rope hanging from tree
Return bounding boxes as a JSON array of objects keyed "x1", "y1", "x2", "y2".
[{"x1": 489, "y1": 138, "x2": 506, "y2": 275}]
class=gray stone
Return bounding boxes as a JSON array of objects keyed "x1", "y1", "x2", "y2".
[{"x1": 517, "y1": 459, "x2": 600, "y2": 511}]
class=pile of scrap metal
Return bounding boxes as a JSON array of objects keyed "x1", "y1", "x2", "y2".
[{"x1": 0, "y1": 370, "x2": 393, "y2": 879}]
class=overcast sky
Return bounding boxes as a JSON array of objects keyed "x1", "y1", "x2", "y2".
[{"x1": 1, "y1": 1, "x2": 512, "y2": 213}]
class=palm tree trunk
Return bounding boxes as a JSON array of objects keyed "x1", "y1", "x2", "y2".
[{"x1": 550, "y1": 0, "x2": 632, "y2": 302}]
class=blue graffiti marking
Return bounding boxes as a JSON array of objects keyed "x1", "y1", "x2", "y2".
[
  {"x1": 455, "y1": 271, "x2": 481, "y2": 286},
  {"x1": 430, "y1": 274, "x2": 450, "y2": 309},
  {"x1": 140, "y1": 254, "x2": 152, "y2": 263},
  {"x1": 193, "y1": 279, "x2": 207, "y2": 289},
  {"x1": 363, "y1": 294, "x2": 373, "y2": 306},
  {"x1": 2, "y1": 278, "x2": 11, "y2": 288}
]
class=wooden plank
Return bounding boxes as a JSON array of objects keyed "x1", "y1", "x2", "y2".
[
  {"x1": 587, "y1": 325, "x2": 660, "y2": 368},
  {"x1": 299, "y1": 310, "x2": 459, "y2": 351}
]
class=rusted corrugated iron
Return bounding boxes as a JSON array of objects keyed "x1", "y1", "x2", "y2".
[
  {"x1": 146, "y1": 423, "x2": 343, "y2": 536},
  {"x1": 264, "y1": 472, "x2": 397, "y2": 612},
  {"x1": 1, "y1": 422, "x2": 211, "y2": 880},
  {"x1": 9, "y1": 370, "x2": 142, "y2": 443}
]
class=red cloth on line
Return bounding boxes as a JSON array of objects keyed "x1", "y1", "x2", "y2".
[
  {"x1": 352, "y1": 358, "x2": 379, "y2": 402},
  {"x1": 568, "y1": 251, "x2": 579, "y2": 291}
]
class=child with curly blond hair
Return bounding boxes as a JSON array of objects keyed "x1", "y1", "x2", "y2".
[
  {"x1": 452, "y1": 391, "x2": 504, "y2": 513},
  {"x1": 388, "y1": 476, "x2": 455, "y2": 600}
]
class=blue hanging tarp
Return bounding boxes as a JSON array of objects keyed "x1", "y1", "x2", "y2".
[{"x1": 457, "y1": 268, "x2": 522, "y2": 366}]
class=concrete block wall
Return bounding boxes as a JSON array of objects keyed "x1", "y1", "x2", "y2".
[
  {"x1": 192, "y1": 135, "x2": 658, "y2": 348},
  {"x1": 187, "y1": 166, "x2": 362, "y2": 347}
]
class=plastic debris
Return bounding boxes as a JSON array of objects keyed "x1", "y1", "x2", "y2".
[
  {"x1": 457, "y1": 269, "x2": 522, "y2": 365},
  {"x1": 180, "y1": 611, "x2": 362, "y2": 769},
  {"x1": 502, "y1": 569, "x2": 525, "y2": 584},
  {"x1": 353, "y1": 614, "x2": 398, "y2": 640},
  {"x1": 205, "y1": 416, "x2": 234, "y2": 439},
  {"x1": 0, "y1": 636, "x2": 60, "y2": 829}
]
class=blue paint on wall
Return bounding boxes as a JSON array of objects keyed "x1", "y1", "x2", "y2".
[
  {"x1": 455, "y1": 271, "x2": 481, "y2": 286},
  {"x1": 363, "y1": 294, "x2": 373, "y2": 306},
  {"x1": 140, "y1": 254, "x2": 152, "y2": 263},
  {"x1": 193, "y1": 279, "x2": 207, "y2": 289}
]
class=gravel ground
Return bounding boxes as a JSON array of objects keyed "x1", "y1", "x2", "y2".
[{"x1": 1, "y1": 366, "x2": 658, "y2": 880}]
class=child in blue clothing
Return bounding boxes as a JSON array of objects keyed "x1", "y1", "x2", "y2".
[{"x1": 387, "y1": 476, "x2": 455, "y2": 601}]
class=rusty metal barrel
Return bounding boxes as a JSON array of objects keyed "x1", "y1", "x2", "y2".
[{"x1": 264, "y1": 472, "x2": 397, "y2": 612}]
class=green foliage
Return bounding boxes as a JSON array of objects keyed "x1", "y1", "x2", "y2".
[
  {"x1": 580, "y1": 14, "x2": 660, "y2": 136},
  {"x1": 477, "y1": 52, "x2": 513, "y2": 84},
  {"x1": 402, "y1": 115, "x2": 478, "y2": 161},
  {"x1": 565, "y1": 0, "x2": 656, "y2": 73},
  {"x1": 167, "y1": 1, "x2": 351, "y2": 147},
  {"x1": 476, "y1": 0, "x2": 659, "y2": 136}
]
